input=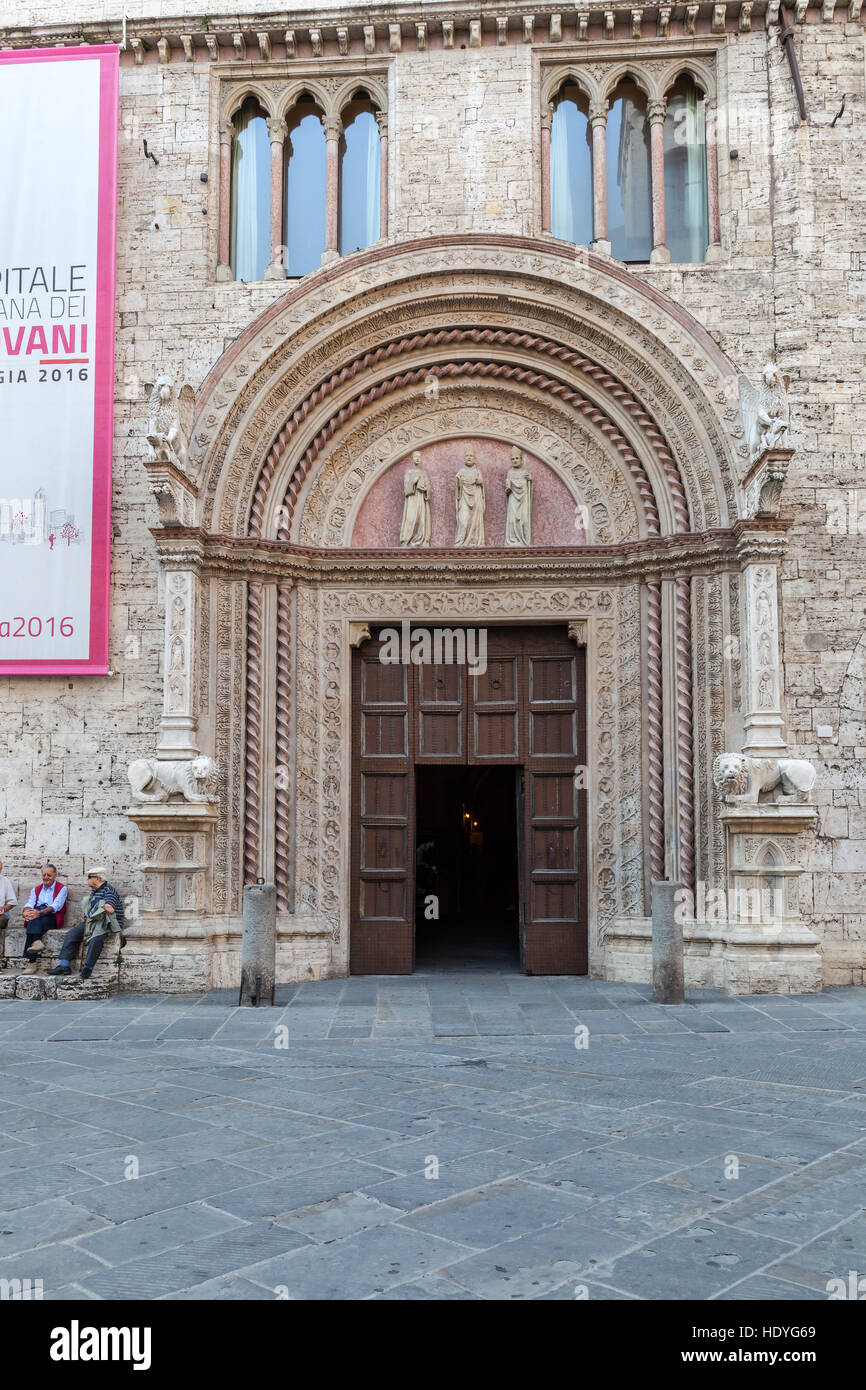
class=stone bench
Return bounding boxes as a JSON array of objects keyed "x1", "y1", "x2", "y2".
[{"x1": 1, "y1": 926, "x2": 122, "y2": 976}]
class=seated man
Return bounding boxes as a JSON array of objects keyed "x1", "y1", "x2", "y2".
[
  {"x1": 21, "y1": 863, "x2": 68, "y2": 973},
  {"x1": 0, "y1": 858, "x2": 17, "y2": 932},
  {"x1": 48, "y1": 867, "x2": 126, "y2": 980}
]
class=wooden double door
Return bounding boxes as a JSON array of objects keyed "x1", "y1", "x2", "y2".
[{"x1": 350, "y1": 625, "x2": 588, "y2": 975}]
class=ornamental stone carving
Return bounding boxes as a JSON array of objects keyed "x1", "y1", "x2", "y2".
[
  {"x1": 399, "y1": 452, "x2": 432, "y2": 547},
  {"x1": 738, "y1": 362, "x2": 789, "y2": 467},
  {"x1": 712, "y1": 752, "x2": 816, "y2": 806},
  {"x1": 146, "y1": 376, "x2": 196, "y2": 476},
  {"x1": 128, "y1": 755, "x2": 218, "y2": 804},
  {"x1": 454, "y1": 447, "x2": 485, "y2": 545},
  {"x1": 505, "y1": 446, "x2": 533, "y2": 546}
]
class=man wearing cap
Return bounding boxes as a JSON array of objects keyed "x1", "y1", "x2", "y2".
[
  {"x1": 21, "y1": 864, "x2": 68, "y2": 973},
  {"x1": 48, "y1": 867, "x2": 126, "y2": 981}
]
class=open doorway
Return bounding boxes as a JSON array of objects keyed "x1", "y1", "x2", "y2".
[{"x1": 414, "y1": 765, "x2": 521, "y2": 971}]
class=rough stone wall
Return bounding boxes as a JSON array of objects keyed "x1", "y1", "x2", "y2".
[{"x1": 1, "y1": 3, "x2": 864, "y2": 982}]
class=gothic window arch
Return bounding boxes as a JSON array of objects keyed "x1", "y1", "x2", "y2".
[
  {"x1": 663, "y1": 73, "x2": 709, "y2": 263},
  {"x1": 549, "y1": 81, "x2": 593, "y2": 248},
  {"x1": 539, "y1": 56, "x2": 721, "y2": 264},
  {"x1": 283, "y1": 94, "x2": 327, "y2": 278},
  {"x1": 229, "y1": 96, "x2": 271, "y2": 282},
  {"x1": 339, "y1": 92, "x2": 382, "y2": 255},
  {"x1": 606, "y1": 77, "x2": 652, "y2": 263}
]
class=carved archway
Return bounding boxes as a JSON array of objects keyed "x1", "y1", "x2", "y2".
[{"x1": 138, "y1": 235, "x2": 816, "y2": 992}]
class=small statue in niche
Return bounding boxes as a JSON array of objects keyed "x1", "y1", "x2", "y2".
[
  {"x1": 399, "y1": 451, "x2": 432, "y2": 547},
  {"x1": 505, "y1": 446, "x2": 533, "y2": 546},
  {"x1": 455, "y1": 446, "x2": 485, "y2": 546},
  {"x1": 738, "y1": 362, "x2": 789, "y2": 466},
  {"x1": 145, "y1": 376, "x2": 196, "y2": 475}
]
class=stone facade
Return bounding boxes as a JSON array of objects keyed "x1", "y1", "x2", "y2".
[{"x1": 1, "y1": 1, "x2": 864, "y2": 992}]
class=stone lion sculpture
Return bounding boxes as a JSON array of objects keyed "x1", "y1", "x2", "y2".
[
  {"x1": 712, "y1": 751, "x2": 815, "y2": 806},
  {"x1": 128, "y1": 754, "x2": 216, "y2": 804}
]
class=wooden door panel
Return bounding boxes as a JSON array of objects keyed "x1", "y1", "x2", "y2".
[
  {"x1": 352, "y1": 625, "x2": 587, "y2": 976},
  {"x1": 531, "y1": 825, "x2": 577, "y2": 871},
  {"x1": 360, "y1": 772, "x2": 408, "y2": 820},
  {"x1": 419, "y1": 709, "x2": 464, "y2": 759},
  {"x1": 417, "y1": 663, "x2": 466, "y2": 762},
  {"x1": 361, "y1": 824, "x2": 407, "y2": 872},
  {"x1": 351, "y1": 637, "x2": 414, "y2": 974},
  {"x1": 361, "y1": 711, "x2": 408, "y2": 757},
  {"x1": 523, "y1": 637, "x2": 587, "y2": 975},
  {"x1": 529, "y1": 711, "x2": 578, "y2": 757}
]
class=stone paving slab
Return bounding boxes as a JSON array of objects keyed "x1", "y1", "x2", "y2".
[{"x1": 1, "y1": 977, "x2": 866, "y2": 1299}]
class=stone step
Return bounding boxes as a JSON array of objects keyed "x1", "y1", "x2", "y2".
[
  {"x1": 1, "y1": 927, "x2": 122, "y2": 974},
  {"x1": 0, "y1": 969, "x2": 119, "y2": 1000}
]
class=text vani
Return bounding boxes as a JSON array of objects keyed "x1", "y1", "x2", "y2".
[{"x1": 1, "y1": 325, "x2": 88, "y2": 357}]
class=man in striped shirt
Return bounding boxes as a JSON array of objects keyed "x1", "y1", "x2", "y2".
[{"x1": 47, "y1": 867, "x2": 126, "y2": 980}]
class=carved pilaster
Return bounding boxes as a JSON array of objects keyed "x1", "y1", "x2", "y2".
[
  {"x1": 159, "y1": 570, "x2": 200, "y2": 760},
  {"x1": 742, "y1": 562, "x2": 787, "y2": 756}
]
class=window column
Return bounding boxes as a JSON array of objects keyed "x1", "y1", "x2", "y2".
[
  {"x1": 540, "y1": 102, "x2": 553, "y2": 233},
  {"x1": 323, "y1": 114, "x2": 342, "y2": 263},
  {"x1": 589, "y1": 100, "x2": 610, "y2": 255},
  {"x1": 264, "y1": 116, "x2": 288, "y2": 279},
  {"x1": 375, "y1": 110, "x2": 389, "y2": 240},
  {"x1": 706, "y1": 100, "x2": 723, "y2": 262},
  {"x1": 648, "y1": 98, "x2": 670, "y2": 265},
  {"x1": 216, "y1": 118, "x2": 233, "y2": 281}
]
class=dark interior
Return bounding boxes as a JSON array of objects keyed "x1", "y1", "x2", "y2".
[{"x1": 414, "y1": 764, "x2": 521, "y2": 970}]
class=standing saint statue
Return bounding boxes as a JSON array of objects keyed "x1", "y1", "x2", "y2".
[
  {"x1": 505, "y1": 446, "x2": 533, "y2": 546},
  {"x1": 454, "y1": 446, "x2": 485, "y2": 546},
  {"x1": 400, "y1": 451, "x2": 432, "y2": 547}
]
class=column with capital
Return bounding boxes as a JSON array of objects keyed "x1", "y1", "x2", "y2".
[
  {"x1": 540, "y1": 103, "x2": 553, "y2": 233},
  {"x1": 216, "y1": 119, "x2": 233, "y2": 281},
  {"x1": 264, "y1": 115, "x2": 288, "y2": 279},
  {"x1": 589, "y1": 101, "x2": 610, "y2": 255},
  {"x1": 322, "y1": 114, "x2": 342, "y2": 263},
  {"x1": 375, "y1": 110, "x2": 389, "y2": 240},
  {"x1": 648, "y1": 98, "x2": 670, "y2": 265}
]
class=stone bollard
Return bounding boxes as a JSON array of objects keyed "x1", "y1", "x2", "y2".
[
  {"x1": 238, "y1": 882, "x2": 276, "y2": 1007},
  {"x1": 652, "y1": 879, "x2": 685, "y2": 1005}
]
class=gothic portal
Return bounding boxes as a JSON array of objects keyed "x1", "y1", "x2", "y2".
[{"x1": 128, "y1": 236, "x2": 819, "y2": 994}]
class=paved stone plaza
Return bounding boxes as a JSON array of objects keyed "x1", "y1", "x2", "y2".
[{"x1": 1, "y1": 975, "x2": 866, "y2": 1301}]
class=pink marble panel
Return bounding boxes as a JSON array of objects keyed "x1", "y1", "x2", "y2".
[{"x1": 351, "y1": 438, "x2": 586, "y2": 548}]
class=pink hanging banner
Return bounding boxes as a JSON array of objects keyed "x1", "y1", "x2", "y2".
[{"x1": 0, "y1": 45, "x2": 118, "y2": 675}]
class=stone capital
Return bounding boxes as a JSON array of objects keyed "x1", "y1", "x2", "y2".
[
  {"x1": 267, "y1": 116, "x2": 288, "y2": 145},
  {"x1": 648, "y1": 99, "x2": 667, "y2": 125},
  {"x1": 374, "y1": 109, "x2": 388, "y2": 138},
  {"x1": 322, "y1": 115, "x2": 343, "y2": 140},
  {"x1": 589, "y1": 101, "x2": 608, "y2": 128}
]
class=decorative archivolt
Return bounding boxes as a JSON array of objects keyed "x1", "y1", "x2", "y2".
[
  {"x1": 220, "y1": 73, "x2": 388, "y2": 127},
  {"x1": 541, "y1": 55, "x2": 718, "y2": 108},
  {"x1": 295, "y1": 379, "x2": 645, "y2": 548},
  {"x1": 190, "y1": 238, "x2": 744, "y2": 540}
]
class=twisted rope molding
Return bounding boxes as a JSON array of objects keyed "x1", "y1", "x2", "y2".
[
  {"x1": 243, "y1": 581, "x2": 264, "y2": 886},
  {"x1": 245, "y1": 326, "x2": 695, "y2": 541},
  {"x1": 645, "y1": 580, "x2": 665, "y2": 886},
  {"x1": 274, "y1": 583, "x2": 292, "y2": 913},
  {"x1": 270, "y1": 360, "x2": 661, "y2": 541},
  {"x1": 675, "y1": 575, "x2": 695, "y2": 894}
]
